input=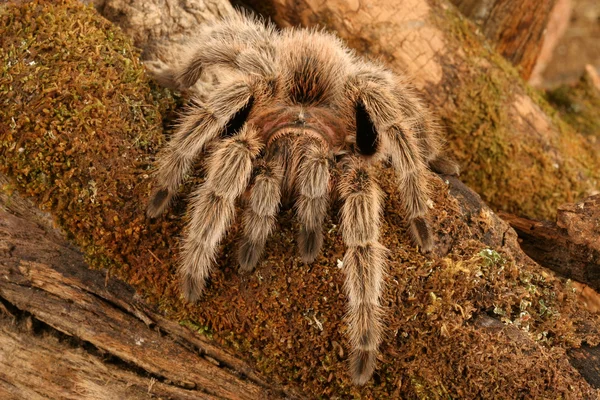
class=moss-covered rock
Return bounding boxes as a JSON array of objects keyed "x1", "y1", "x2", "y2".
[
  {"x1": 435, "y1": 9, "x2": 600, "y2": 221},
  {"x1": 1, "y1": 1, "x2": 600, "y2": 398}
]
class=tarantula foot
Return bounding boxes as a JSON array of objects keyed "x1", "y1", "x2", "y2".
[
  {"x1": 180, "y1": 271, "x2": 206, "y2": 303},
  {"x1": 299, "y1": 228, "x2": 323, "y2": 263},
  {"x1": 350, "y1": 350, "x2": 377, "y2": 386},
  {"x1": 238, "y1": 240, "x2": 263, "y2": 273},
  {"x1": 410, "y1": 216, "x2": 434, "y2": 253},
  {"x1": 147, "y1": 187, "x2": 173, "y2": 218},
  {"x1": 429, "y1": 155, "x2": 460, "y2": 176}
]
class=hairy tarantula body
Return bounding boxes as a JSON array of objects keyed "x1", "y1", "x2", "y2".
[{"x1": 147, "y1": 12, "x2": 458, "y2": 385}]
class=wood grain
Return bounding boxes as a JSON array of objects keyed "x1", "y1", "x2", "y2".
[
  {"x1": 451, "y1": 0, "x2": 556, "y2": 79},
  {"x1": 0, "y1": 184, "x2": 290, "y2": 399}
]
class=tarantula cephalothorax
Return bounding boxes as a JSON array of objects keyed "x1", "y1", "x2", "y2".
[{"x1": 146, "y1": 12, "x2": 459, "y2": 385}]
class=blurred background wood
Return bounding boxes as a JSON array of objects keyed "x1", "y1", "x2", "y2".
[{"x1": 450, "y1": 0, "x2": 556, "y2": 80}]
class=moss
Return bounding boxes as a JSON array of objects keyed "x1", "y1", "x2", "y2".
[
  {"x1": 180, "y1": 320, "x2": 213, "y2": 338},
  {"x1": 432, "y1": 5, "x2": 600, "y2": 221},
  {"x1": 1, "y1": 1, "x2": 600, "y2": 398},
  {"x1": 546, "y1": 73, "x2": 600, "y2": 138},
  {"x1": 0, "y1": 0, "x2": 173, "y2": 286}
]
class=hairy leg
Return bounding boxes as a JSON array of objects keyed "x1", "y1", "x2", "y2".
[
  {"x1": 147, "y1": 78, "x2": 254, "y2": 217},
  {"x1": 293, "y1": 138, "x2": 331, "y2": 262},
  {"x1": 350, "y1": 71, "x2": 435, "y2": 251},
  {"x1": 179, "y1": 125, "x2": 262, "y2": 301},
  {"x1": 353, "y1": 65, "x2": 459, "y2": 176},
  {"x1": 176, "y1": 13, "x2": 277, "y2": 89},
  {"x1": 338, "y1": 157, "x2": 388, "y2": 385},
  {"x1": 385, "y1": 124, "x2": 434, "y2": 251},
  {"x1": 238, "y1": 159, "x2": 283, "y2": 272}
]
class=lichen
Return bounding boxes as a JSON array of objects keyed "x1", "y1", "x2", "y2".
[{"x1": 1, "y1": 1, "x2": 600, "y2": 398}]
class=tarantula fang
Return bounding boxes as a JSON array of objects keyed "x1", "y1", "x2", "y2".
[{"x1": 146, "y1": 11, "x2": 458, "y2": 386}]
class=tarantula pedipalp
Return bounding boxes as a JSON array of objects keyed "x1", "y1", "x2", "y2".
[{"x1": 146, "y1": 12, "x2": 458, "y2": 385}]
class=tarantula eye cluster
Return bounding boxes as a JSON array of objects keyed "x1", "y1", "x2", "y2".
[{"x1": 146, "y1": 12, "x2": 458, "y2": 385}]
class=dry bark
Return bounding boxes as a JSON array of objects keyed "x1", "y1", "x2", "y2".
[
  {"x1": 0, "y1": 321, "x2": 215, "y2": 400},
  {"x1": 499, "y1": 195, "x2": 600, "y2": 292},
  {"x1": 450, "y1": 0, "x2": 556, "y2": 79},
  {"x1": 92, "y1": 0, "x2": 234, "y2": 50},
  {"x1": 0, "y1": 179, "x2": 292, "y2": 399}
]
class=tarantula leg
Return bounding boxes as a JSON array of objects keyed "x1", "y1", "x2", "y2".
[
  {"x1": 147, "y1": 105, "x2": 219, "y2": 217},
  {"x1": 176, "y1": 14, "x2": 277, "y2": 88},
  {"x1": 351, "y1": 73, "x2": 435, "y2": 252},
  {"x1": 354, "y1": 66, "x2": 460, "y2": 177},
  {"x1": 147, "y1": 80, "x2": 254, "y2": 218},
  {"x1": 338, "y1": 157, "x2": 388, "y2": 385},
  {"x1": 180, "y1": 126, "x2": 262, "y2": 302},
  {"x1": 388, "y1": 127, "x2": 434, "y2": 253},
  {"x1": 294, "y1": 138, "x2": 331, "y2": 263},
  {"x1": 389, "y1": 88, "x2": 459, "y2": 176},
  {"x1": 238, "y1": 160, "x2": 283, "y2": 272}
]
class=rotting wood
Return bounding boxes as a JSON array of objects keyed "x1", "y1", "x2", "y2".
[
  {"x1": 0, "y1": 318, "x2": 213, "y2": 400},
  {"x1": 499, "y1": 195, "x2": 600, "y2": 293},
  {"x1": 0, "y1": 189, "x2": 292, "y2": 400}
]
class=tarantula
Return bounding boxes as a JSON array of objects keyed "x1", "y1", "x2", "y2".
[{"x1": 146, "y1": 12, "x2": 458, "y2": 385}]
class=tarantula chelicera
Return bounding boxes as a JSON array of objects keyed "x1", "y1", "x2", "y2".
[{"x1": 146, "y1": 12, "x2": 458, "y2": 385}]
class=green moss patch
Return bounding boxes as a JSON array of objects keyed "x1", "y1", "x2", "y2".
[
  {"x1": 434, "y1": 8, "x2": 600, "y2": 221},
  {"x1": 1, "y1": 1, "x2": 600, "y2": 398},
  {"x1": 546, "y1": 72, "x2": 600, "y2": 138}
]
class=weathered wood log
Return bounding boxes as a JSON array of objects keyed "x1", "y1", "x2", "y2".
[
  {"x1": 2, "y1": 0, "x2": 600, "y2": 398},
  {"x1": 499, "y1": 195, "x2": 600, "y2": 292},
  {"x1": 244, "y1": 0, "x2": 599, "y2": 221},
  {"x1": 0, "y1": 183, "x2": 293, "y2": 399},
  {"x1": 450, "y1": 0, "x2": 556, "y2": 80},
  {"x1": 0, "y1": 321, "x2": 215, "y2": 400},
  {"x1": 529, "y1": 0, "x2": 573, "y2": 87}
]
